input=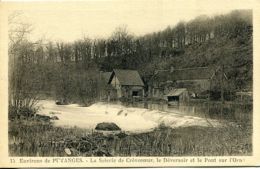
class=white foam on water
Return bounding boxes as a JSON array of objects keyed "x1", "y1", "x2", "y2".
[{"x1": 37, "y1": 100, "x2": 219, "y2": 133}]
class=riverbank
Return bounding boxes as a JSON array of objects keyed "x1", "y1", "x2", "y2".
[{"x1": 9, "y1": 117, "x2": 252, "y2": 156}]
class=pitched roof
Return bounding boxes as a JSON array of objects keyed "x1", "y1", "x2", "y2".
[
  {"x1": 151, "y1": 67, "x2": 215, "y2": 84},
  {"x1": 101, "y1": 72, "x2": 112, "y2": 84},
  {"x1": 170, "y1": 67, "x2": 214, "y2": 81},
  {"x1": 165, "y1": 88, "x2": 188, "y2": 96},
  {"x1": 151, "y1": 70, "x2": 169, "y2": 83},
  {"x1": 109, "y1": 69, "x2": 144, "y2": 86}
]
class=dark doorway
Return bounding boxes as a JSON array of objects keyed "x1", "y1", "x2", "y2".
[{"x1": 167, "y1": 96, "x2": 179, "y2": 101}]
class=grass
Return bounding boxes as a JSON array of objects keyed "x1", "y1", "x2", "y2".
[{"x1": 9, "y1": 118, "x2": 252, "y2": 157}]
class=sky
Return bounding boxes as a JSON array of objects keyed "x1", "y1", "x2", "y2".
[{"x1": 8, "y1": 0, "x2": 254, "y2": 42}]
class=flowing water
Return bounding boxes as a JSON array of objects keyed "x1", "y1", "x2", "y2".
[{"x1": 37, "y1": 100, "x2": 252, "y2": 133}]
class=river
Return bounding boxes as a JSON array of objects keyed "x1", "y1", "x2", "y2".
[{"x1": 37, "y1": 100, "x2": 252, "y2": 133}]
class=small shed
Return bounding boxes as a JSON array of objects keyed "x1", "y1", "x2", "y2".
[
  {"x1": 165, "y1": 88, "x2": 189, "y2": 105},
  {"x1": 108, "y1": 69, "x2": 145, "y2": 99}
]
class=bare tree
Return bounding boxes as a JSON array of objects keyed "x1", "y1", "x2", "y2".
[{"x1": 8, "y1": 11, "x2": 39, "y2": 118}]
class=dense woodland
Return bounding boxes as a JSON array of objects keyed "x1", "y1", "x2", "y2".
[{"x1": 9, "y1": 10, "x2": 252, "y2": 107}]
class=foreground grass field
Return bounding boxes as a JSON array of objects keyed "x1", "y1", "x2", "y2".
[{"x1": 9, "y1": 118, "x2": 252, "y2": 156}]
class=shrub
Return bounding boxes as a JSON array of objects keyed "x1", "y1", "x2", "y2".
[{"x1": 9, "y1": 105, "x2": 38, "y2": 120}]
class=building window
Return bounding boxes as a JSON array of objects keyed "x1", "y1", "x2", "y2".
[{"x1": 132, "y1": 91, "x2": 138, "y2": 96}]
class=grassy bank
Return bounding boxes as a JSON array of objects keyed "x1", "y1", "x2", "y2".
[{"x1": 9, "y1": 118, "x2": 252, "y2": 157}]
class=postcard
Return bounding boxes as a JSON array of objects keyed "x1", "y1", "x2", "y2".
[{"x1": 0, "y1": 0, "x2": 259, "y2": 167}]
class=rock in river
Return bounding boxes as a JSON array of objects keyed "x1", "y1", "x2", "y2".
[{"x1": 95, "y1": 122, "x2": 121, "y2": 131}]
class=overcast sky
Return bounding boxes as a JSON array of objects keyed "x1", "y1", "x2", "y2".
[{"x1": 10, "y1": 0, "x2": 253, "y2": 42}]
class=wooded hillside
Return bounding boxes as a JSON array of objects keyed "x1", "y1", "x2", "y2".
[{"x1": 9, "y1": 9, "x2": 252, "y2": 104}]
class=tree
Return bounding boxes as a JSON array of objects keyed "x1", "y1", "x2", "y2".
[{"x1": 8, "y1": 11, "x2": 41, "y2": 118}]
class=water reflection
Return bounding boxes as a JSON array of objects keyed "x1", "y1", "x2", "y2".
[{"x1": 121, "y1": 101, "x2": 252, "y2": 123}]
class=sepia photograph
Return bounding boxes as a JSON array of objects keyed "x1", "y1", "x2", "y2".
[{"x1": 0, "y1": 0, "x2": 259, "y2": 167}]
